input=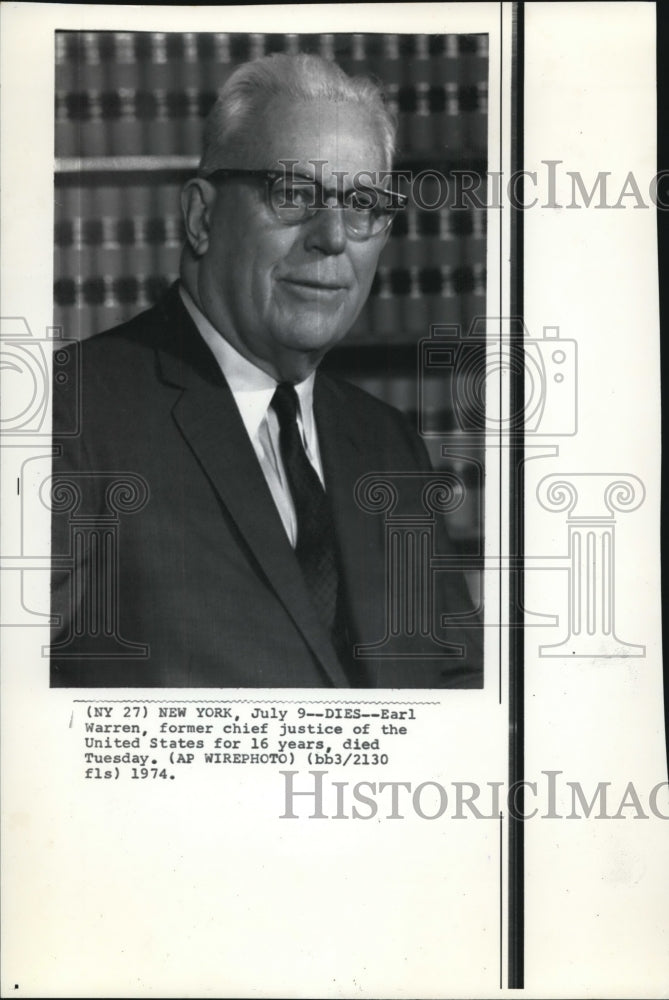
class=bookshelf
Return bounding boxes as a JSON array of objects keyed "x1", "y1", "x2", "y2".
[{"x1": 54, "y1": 30, "x2": 488, "y2": 552}]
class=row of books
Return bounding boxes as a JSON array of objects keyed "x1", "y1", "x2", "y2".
[
  {"x1": 56, "y1": 31, "x2": 488, "y2": 87},
  {"x1": 54, "y1": 29, "x2": 488, "y2": 159},
  {"x1": 55, "y1": 81, "x2": 487, "y2": 159}
]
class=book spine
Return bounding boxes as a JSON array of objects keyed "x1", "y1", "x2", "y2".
[
  {"x1": 468, "y1": 36, "x2": 489, "y2": 156},
  {"x1": 319, "y1": 34, "x2": 335, "y2": 61},
  {"x1": 370, "y1": 266, "x2": 396, "y2": 334},
  {"x1": 145, "y1": 33, "x2": 174, "y2": 155},
  {"x1": 404, "y1": 266, "x2": 431, "y2": 339},
  {"x1": 70, "y1": 185, "x2": 103, "y2": 338},
  {"x1": 82, "y1": 33, "x2": 106, "y2": 157},
  {"x1": 180, "y1": 33, "x2": 203, "y2": 157},
  {"x1": 149, "y1": 182, "x2": 184, "y2": 291},
  {"x1": 92, "y1": 182, "x2": 124, "y2": 330},
  {"x1": 54, "y1": 183, "x2": 78, "y2": 338},
  {"x1": 109, "y1": 33, "x2": 142, "y2": 156},
  {"x1": 55, "y1": 33, "x2": 78, "y2": 158}
]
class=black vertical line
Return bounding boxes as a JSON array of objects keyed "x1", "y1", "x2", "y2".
[
  {"x1": 496, "y1": 9, "x2": 506, "y2": 982},
  {"x1": 657, "y1": 4, "x2": 669, "y2": 780},
  {"x1": 499, "y1": 810, "x2": 504, "y2": 989},
  {"x1": 498, "y1": 0, "x2": 504, "y2": 706},
  {"x1": 508, "y1": 0, "x2": 525, "y2": 990}
]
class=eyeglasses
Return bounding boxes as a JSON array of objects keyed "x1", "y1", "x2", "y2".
[{"x1": 200, "y1": 168, "x2": 407, "y2": 241}]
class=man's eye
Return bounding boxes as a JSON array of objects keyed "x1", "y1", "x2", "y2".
[
  {"x1": 280, "y1": 183, "x2": 314, "y2": 209},
  {"x1": 346, "y1": 191, "x2": 375, "y2": 213}
]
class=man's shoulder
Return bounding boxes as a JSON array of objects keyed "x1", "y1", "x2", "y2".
[
  {"x1": 62, "y1": 285, "x2": 195, "y2": 394},
  {"x1": 76, "y1": 299, "x2": 168, "y2": 365},
  {"x1": 52, "y1": 290, "x2": 190, "y2": 436}
]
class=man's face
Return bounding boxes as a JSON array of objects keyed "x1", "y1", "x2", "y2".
[{"x1": 191, "y1": 96, "x2": 389, "y2": 381}]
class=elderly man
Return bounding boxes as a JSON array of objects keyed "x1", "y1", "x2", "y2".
[{"x1": 50, "y1": 52, "x2": 482, "y2": 688}]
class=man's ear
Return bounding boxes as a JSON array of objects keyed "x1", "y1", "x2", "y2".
[{"x1": 181, "y1": 179, "x2": 214, "y2": 256}]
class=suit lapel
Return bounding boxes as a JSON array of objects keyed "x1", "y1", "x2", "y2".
[{"x1": 154, "y1": 289, "x2": 350, "y2": 687}]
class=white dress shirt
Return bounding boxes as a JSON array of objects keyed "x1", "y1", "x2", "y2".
[{"x1": 179, "y1": 286, "x2": 325, "y2": 547}]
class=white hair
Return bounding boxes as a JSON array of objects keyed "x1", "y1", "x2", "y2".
[{"x1": 199, "y1": 52, "x2": 397, "y2": 174}]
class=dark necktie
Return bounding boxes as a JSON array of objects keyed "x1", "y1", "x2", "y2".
[{"x1": 270, "y1": 382, "x2": 339, "y2": 635}]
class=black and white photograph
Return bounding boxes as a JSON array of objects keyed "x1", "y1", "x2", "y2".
[{"x1": 49, "y1": 28, "x2": 489, "y2": 689}]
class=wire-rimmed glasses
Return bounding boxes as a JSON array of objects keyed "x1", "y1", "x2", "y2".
[{"x1": 200, "y1": 167, "x2": 407, "y2": 241}]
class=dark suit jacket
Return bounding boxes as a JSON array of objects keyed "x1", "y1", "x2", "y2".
[{"x1": 50, "y1": 284, "x2": 482, "y2": 688}]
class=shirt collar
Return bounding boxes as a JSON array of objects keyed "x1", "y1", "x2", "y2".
[{"x1": 179, "y1": 284, "x2": 316, "y2": 440}]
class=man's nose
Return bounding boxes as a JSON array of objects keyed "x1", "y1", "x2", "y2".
[{"x1": 303, "y1": 207, "x2": 348, "y2": 254}]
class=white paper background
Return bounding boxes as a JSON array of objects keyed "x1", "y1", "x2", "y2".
[
  {"x1": 1, "y1": 3, "x2": 665, "y2": 997},
  {"x1": 523, "y1": 3, "x2": 667, "y2": 996}
]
